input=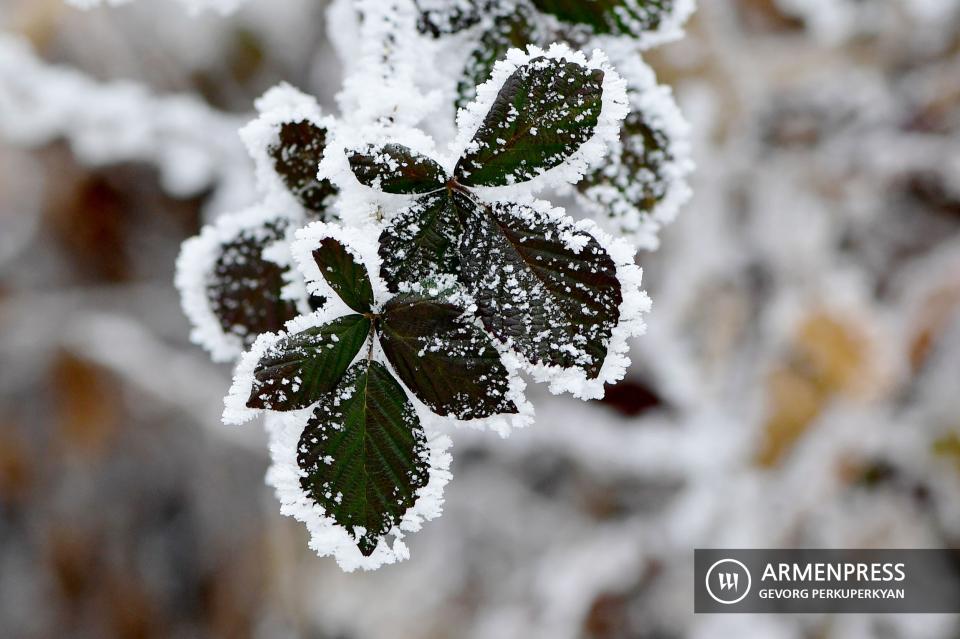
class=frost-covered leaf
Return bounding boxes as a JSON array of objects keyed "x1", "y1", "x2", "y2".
[
  {"x1": 457, "y1": 10, "x2": 537, "y2": 113},
  {"x1": 458, "y1": 199, "x2": 622, "y2": 377},
  {"x1": 312, "y1": 238, "x2": 375, "y2": 313},
  {"x1": 455, "y1": 56, "x2": 604, "y2": 187},
  {"x1": 269, "y1": 121, "x2": 338, "y2": 213},
  {"x1": 414, "y1": 0, "x2": 490, "y2": 36},
  {"x1": 380, "y1": 293, "x2": 517, "y2": 419},
  {"x1": 531, "y1": 0, "x2": 677, "y2": 36},
  {"x1": 247, "y1": 314, "x2": 371, "y2": 411},
  {"x1": 379, "y1": 192, "x2": 463, "y2": 292},
  {"x1": 297, "y1": 360, "x2": 429, "y2": 556},
  {"x1": 207, "y1": 217, "x2": 298, "y2": 350},
  {"x1": 577, "y1": 108, "x2": 676, "y2": 228},
  {"x1": 347, "y1": 144, "x2": 447, "y2": 195}
]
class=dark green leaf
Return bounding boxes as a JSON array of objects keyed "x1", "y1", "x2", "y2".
[
  {"x1": 457, "y1": 198, "x2": 622, "y2": 377},
  {"x1": 577, "y1": 107, "x2": 675, "y2": 227},
  {"x1": 455, "y1": 56, "x2": 604, "y2": 187},
  {"x1": 379, "y1": 192, "x2": 463, "y2": 292},
  {"x1": 247, "y1": 314, "x2": 371, "y2": 411},
  {"x1": 380, "y1": 293, "x2": 517, "y2": 419},
  {"x1": 347, "y1": 144, "x2": 447, "y2": 195},
  {"x1": 415, "y1": 0, "x2": 491, "y2": 36},
  {"x1": 531, "y1": 0, "x2": 676, "y2": 36},
  {"x1": 269, "y1": 121, "x2": 338, "y2": 215},
  {"x1": 207, "y1": 216, "x2": 298, "y2": 349},
  {"x1": 297, "y1": 360, "x2": 429, "y2": 556},
  {"x1": 456, "y1": 10, "x2": 537, "y2": 113},
  {"x1": 312, "y1": 238, "x2": 375, "y2": 313}
]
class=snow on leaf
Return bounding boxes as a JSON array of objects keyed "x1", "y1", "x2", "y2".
[
  {"x1": 531, "y1": 0, "x2": 678, "y2": 37},
  {"x1": 578, "y1": 109, "x2": 676, "y2": 235},
  {"x1": 380, "y1": 292, "x2": 518, "y2": 419},
  {"x1": 456, "y1": 9, "x2": 538, "y2": 114},
  {"x1": 297, "y1": 360, "x2": 430, "y2": 557},
  {"x1": 266, "y1": 404, "x2": 452, "y2": 572},
  {"x1": 312, "y1": 237, "x2": 376, "y2": 314},
  {"x1": 247, "y1": 314, "x2": 371, "y2": 411},
  {"x1": 378, "y1": 192, "x2": 464, "y2": 292},
  {"x1": 414, "y1": 0, "x2": 492, "y2": 36},
  {"x1": 290, "y1": 221, "x2": 535, "y2": 434},
  {"x1": 455, "y1": 55, "x2": 604, "y2": 188},
  {"x1": 269, "y1": 121, "x2": 338, "y2": 214},
  {"x1": 347, "y1": 143, "x2": 447, "y2": 195},
  {"x1": 573, "y1": 46, "x2": 692, "y2": 250},
  {"x1": 176, "y1": 207, "x2": 299, "y2": 362},
  {"x1": 207, "y1": 218, "x2": 298, "y2": 348},
  {"x1": 457, "y1": 197, "x2": 622, "y2": 378}
]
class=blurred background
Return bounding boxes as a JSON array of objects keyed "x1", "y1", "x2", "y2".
[{"x1": 1, "y1": 1, "x2": 960, "y2": 637}]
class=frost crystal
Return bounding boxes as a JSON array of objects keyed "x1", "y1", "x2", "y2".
[{"x1": 165, "y1": 0, "x2": 687, "y2": 569}]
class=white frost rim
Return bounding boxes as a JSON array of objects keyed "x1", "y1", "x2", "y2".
[
  {"x1": 240, "y1": 83, "x2": 339, "y2": 213},
  {"x1": 318, "y1": 120, "x2": 445, "y2": 228},
  {"x1": 633, "y1": 0, "x2": 697, "y2": 50},
  {"x1": 496, "y1": 198, "x2": 651, "y2": 400},
  {"x1": 450, "y1": 42, "x2": 630, "y2": 200},
  {"x1": 264, "y1": 407, "x2": 453, "y2": 571},
  {"x1": 574, "y1": 41, "x2": 694, "y2": 251},
  {"x1": 175, "y1": 204, "x2": 296, "y2": 363},
  {"x1": 224, "y1": 220, "x2": 535, "y2": 435}
]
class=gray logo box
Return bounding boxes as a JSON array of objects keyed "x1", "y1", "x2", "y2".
[{"x1": 695, "y1": 549, "x2": 960, "y2": 613}]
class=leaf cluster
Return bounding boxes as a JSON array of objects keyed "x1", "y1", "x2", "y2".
[{"x1": 178, "y1": 44, "x2": 656, "y2": 565}]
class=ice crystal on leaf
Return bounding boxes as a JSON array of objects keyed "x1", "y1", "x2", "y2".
[
  {"x1": 270, "y1": 121, "x2": 339, "y2": 214},
  {"x1": 419, "y1": 2, "x2": 694, "y2": 251},
  {"x1": 297, "y1": 359, "x2": 432, "y2": 558},
  {"x1": 176, "y1": 85, "x2": 339, "y2": 362},
  {"x1": 169, "y1": 5, "x2": 681, "y2": 568},
  {"x1": 334, "y1": 45, "x2": 648, "y2": 398},
  {"x1": 415, "y1": 0, "x2": 693, "y2": 43},
  {"x1": 223, "y1": 224, "x2": 525, "y2": 565},
  {"x1": 176, "y1": 206, "x2": 302, "y2": 362},
  {"x1": 573, "y1": 45, "x2": 693, "y2": 250}
]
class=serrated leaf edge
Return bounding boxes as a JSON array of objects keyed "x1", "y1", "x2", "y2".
[
  {"x1": 485, "y1": 199, "x2": 652, "y2": 400},
  {"x1": 264, "y1": 404, "x2": 453, "y2": 571},
  {"x1": 291, "y1": 221, "x2": 536, "y2": 436},
  {"x1": 176, "y1": 204, "x2": 303, "y2": 364},
  {"x1": 573, "y1": 43, "x2": 694, "y2": 252},
  {"x1": 240, "y1": 83, "x2": 339, "y2": 212},
  {"x1": 449, "y1": 42, "x2": 629, "y2": 200}
]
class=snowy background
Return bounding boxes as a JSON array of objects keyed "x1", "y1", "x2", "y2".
[{"x1": 2, "y1": 0, "x2": 960, "y2": 637}]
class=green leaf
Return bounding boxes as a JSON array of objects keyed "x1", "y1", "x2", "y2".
[
  {"x1": 312, "y1": 238, "x2": 375, "y2": 313},
  {"x1": 247, "y1": 314, "x2": 371, "y2": 411},
  {"x1": 457, "y1": 198, "x2": 622, "y2": 377},
  {"x1": 415, "y1": 0, "x2": 490, "y2": 36},
  {"x1": 380, "y1": 293, "x2": 517, "y2": 419},
  {"x1": 577, "y1": 107, "x2": 675, "y2": 226},
  {"x1": 207, "y1": 216, "x2": 298, "y2": 348},
  {"x1": 530, "y1": 0, "x2": 676, "y2": 36},
  {"x1": 378, "y1": 192, "x2": 463, "y2": 292},
  {"x1": 297, "y1": 360, "x2": 429, "y2": 556},
  {"x1": 455, "y1": 56, "x2": 604, "y2": 187},
  {"x1": 456, "y1": 10, "x2": 537, "y2": 113},
  {"x1": 269, "y1": 121, "x2": 338, "y2": 214},
  {"x1": 347, "y1": 144, "x2": 447, "y2": 195}
]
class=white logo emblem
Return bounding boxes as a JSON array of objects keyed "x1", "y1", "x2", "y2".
[
  {"x1": 705, "y1": 559, "x2": 752, "y2": 604},
  {"x1": 718, "y1": 572, "x2": 739, "y2": 591}
]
